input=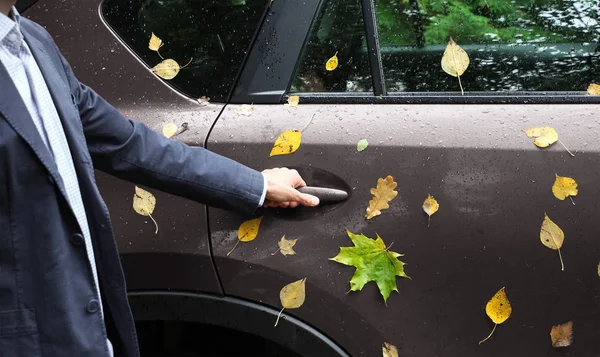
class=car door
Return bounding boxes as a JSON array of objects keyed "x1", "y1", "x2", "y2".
[{"x1": 208, "y1": 0, "x2": 600, "y2": 356}]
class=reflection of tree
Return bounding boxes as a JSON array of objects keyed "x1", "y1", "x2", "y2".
[
  {"x1": 408, "y1": 0, "x2": 425, "y2": 47},
  {"x1": 376, "y1": 0, "x2": 600, "y2": 45},
  {"x1": 373, "y1": 0, "x2": 600, "y2": 92}
]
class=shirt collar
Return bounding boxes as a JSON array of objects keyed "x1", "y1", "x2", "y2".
[
  {"x1": 11, "y1": 7, "x2": 21, "y2": 21},
  {"x1": 0, "y1": 7, "x2": 19, "y2": 42},
  {"x1": 0, "y1": 7, "x2": 23, "y2": 47}
]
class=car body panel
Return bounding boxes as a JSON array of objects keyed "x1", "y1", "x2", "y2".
[
  {"x1": 21, "y1": 0, "x2": 600, "y2": 355},
  {"x1": 24, "y1": 0, "x2": 223, "y2": 294},
  {"x1": 208, "y1": 103, "x2": 600, "y2": 356}
]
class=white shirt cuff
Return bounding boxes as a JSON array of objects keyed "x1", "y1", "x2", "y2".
[{"x1": 258, "y1": 173, "x2": 268, "y2": 207}]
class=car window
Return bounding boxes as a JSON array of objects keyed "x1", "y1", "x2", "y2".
[
  {"x1": 15, "y1": 0, "x2": 39, "y2": 13},
  {"x1": 289, "y1": 0, "x2": 373, "y2": 93},
  {"x1": 101, "y1": 0, "x2": 267, "y2": 102},
  {"x1": 375, "y1": 0, "x2": 600, "y2": 92}
]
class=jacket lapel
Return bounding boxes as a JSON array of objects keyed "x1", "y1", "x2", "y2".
[
  {"x1": 19, "y1": 27, "x2": 91, "y2": 169},
  {"x1": 0, "y1": 63, "x2": 65, "y2": 192}
]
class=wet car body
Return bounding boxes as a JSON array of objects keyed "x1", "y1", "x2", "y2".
[{"x1": 18, "y1": 0, "x2": 600, "y2": 356}]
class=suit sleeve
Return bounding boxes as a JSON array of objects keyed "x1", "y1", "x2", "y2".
[{"x1": 55, "y1": 49, "x2": 264, "y2": 216}]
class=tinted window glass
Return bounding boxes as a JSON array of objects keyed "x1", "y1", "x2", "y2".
[
  {"x1": 15, "y1": 0, "x2": 39, "y2": 13},
  {"x1": 290, "y1": 0, "x2": 372, "y2": 93},
  {"x1": 102, "y1": 0, "x2": 266, "y2": 101},
  {"x1": 375, "y1": 0, "x2": 600, "y2": 92}
]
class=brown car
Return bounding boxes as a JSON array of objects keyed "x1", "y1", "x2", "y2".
[{"x1": 20, "y1": 0, "x2": 600, "y2": 355}]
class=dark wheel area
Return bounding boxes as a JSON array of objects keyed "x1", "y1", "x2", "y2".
[
  {"x1": 136, "y1": 320, "x2": 302, "y2": 357},
  {"x1": 128, "y1": 292, "x2": 349, "y2": 357}
]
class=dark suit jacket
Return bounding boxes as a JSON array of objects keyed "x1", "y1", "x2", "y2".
[{"x1": 0, "y1": 17, "x2": 264, "y2": 357}]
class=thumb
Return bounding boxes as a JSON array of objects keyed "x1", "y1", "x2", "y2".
[{"x1": 295, "y1": 192, "x2": 319, "y2": 207}]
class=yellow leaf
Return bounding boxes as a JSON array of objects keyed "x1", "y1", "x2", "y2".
[
  {"x1": 270, "y1": 130, "x2": 302, "y2": 157},
  {"x1": 587, "y1": 83, "x2": 600, "y2": 95},
  {"x1": 277, "y1": 235, "x2": 297, "y2": 256},
  {"x1": 227, "y1": 216, "x2": 263, "y2": 256},
  {"x1": 162, "y1": 123, "x2": 177, "y2": 138},
  {"x1": 486, "y1": 287, "x2": 512, "y2": 324},
  {"x1": 552, "y1": 174, "x2": 577, "y2": 204},
  {"x1": 382, "y1": 342, "x2": 399, "y2": 357},
  {"x1": 479, "y1": 287, "x2": 511, "y2": 344},
  {"x1": 235, "y1": 104, "x2": 253, "y2": 116},
  {"x1": 152, "y1": 59, "x2": 180, "y2": 80},
  {"x1": 275, "y1": 278, "x2": 306, "y2": 327},
  {"x1": 441, "y1": 38, "x2": 470, "y2": 95},
  {"x1": 597, "y1": 262, "x2": 600, "y2": 276},
  {"x1": 422, "y1": 194, "x2": 439, "y2": 227},
  {"x1": 525, "y1": 126, "x2": 574, "y2": 156},
  {"x1": 151, "y1": 58, "x2": 192, "y2": 80},
  {"x1": 550, "y1": 321, "x2": 573, "y2": 348},
  {"x1": 197, "y1": 96, "x2": 210, "y2": 106},
  {"x1": 148, "y1": 32, "x2": 163, "y2": 51},
  {"x1": 285, "y1": 95, "x2": 299, "y2": 107},
  {"x1": 133, "y1": 186, "x2": 158, "y2": 234},
  {"x1": 366, "y1": 176, "x2": 398, "y2": 220},
  {"x1": 525, "y1": 126, "x2": 558, "y2": 147},
  {"x1": 540, "y1": 213, "x2": 565, "y2": 271},
  {"x1": 326, "y1": 52, "x2": 338, "y2": 71}
]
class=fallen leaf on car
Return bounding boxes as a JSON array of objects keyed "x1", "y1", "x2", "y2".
[
  {"x1": 148, "y1": 32, "x2": 163, "y2": 51},
  {"x1": 525, "y1": 126, "x2": 574, "y2": 157},
  {"x1": 441, "y1": 38, "x2": 469, "y2": 95},
  {"x1": 330, "y1": 230, "x2": 409, "y2": 304},
  {"x1": 422, "y1": 194, "x2": 439, "y2": 227},
  {"x1": 235, "y1": 104, "x2": 253, "y2": 116},
  {"x1": 162, "y1": 123, "x2": 178, "y2": 138},
  {"x1": 550, "y1": 321, "x2": 573, "y2": 348},
  {"x1": 479, "y1": 287, "x2": 511, "y2": 344},
  {"x1": 272, "y1": 235, "x2": 297, "y2": 256},
  {"x1": 357, "y1": 139, "x2": 368, "y2": 152},
  {"x1": 227, "y1": 216, "x2": 263, "y2": 256},
  {"x1": 133, "y1": 186, "x2": 158, "y2": 234},
  {"x1": 552, "y1": 174, "x2": 577, "y2": 205},
  {"x1": 382, "y1": 342, "x2": 398, "y2": 357},
  {"x1": 270, "y1": 130, "x2": 302, "y2": 157},
  {"x1": 326, "y1": 52, "x2": 338, "y2": 71},
  {"x1": 275, "y1": 278, "x2": 306, "y2": 327},
  {"x1": 285, "y1": 95, "x2": 299, "y2": 107},
  {"x1": 197, "y1": 96, "x2": 210, "y2": 106},
  {"x1": 152, "y1": 58, "x2": 193, "y2": 80},
  {"x1": 587, "y1": 83, "x2": 600, "y2": 95},
  {"x1": 173, "y1": 122, "x2": 188, "y2": 137},
  {"x1": 597, "y1": 262, "x2": 600, "y2": 276},
  {"x1": 540, "y1": 213, "x2": 565, "y2": 271},
  {"x1": 366, "y1": 176, "x2": 398, "y2": 219}
]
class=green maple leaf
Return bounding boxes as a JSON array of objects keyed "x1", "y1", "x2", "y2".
[{"x1": 330, "y1": 230, "x2": 410, "y2": 304}]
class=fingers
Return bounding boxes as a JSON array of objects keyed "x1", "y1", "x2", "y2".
[
  {"x1": 263, "y1": 194, "x2": 318, "y2": 209},
  {"x1": 279, "y1": 201, "x2": 290, "y2": 208},
  {"x1": 295, "y1": 192, "x2": 319, "y2": 207},
  {"x1": 263, "y1": 201, "x2": 279, "y2": 208},
  {"x1": 261, "y1": 167, "x2": 317, "y2": 209},
  {"x1": 289, "y1": 169, "x2": 307, "y2": 188}
]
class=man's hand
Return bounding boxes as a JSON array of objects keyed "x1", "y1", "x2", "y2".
[{"x1": 262, "y1": 168, "x2": 319, "y2": 208}]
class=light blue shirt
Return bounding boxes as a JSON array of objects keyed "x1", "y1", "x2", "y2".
[{"x1": 0, "y1": 8, "x2": 113, "y2": 357}]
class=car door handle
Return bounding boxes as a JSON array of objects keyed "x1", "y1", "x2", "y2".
[{"x1": 296, "y1": 186, "x2": 349, "y2": 204}]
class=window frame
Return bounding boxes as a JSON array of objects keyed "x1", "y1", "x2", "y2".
[
  {"x1": 232, "y1": 0, "x2": 600, "y2": 104},
  {"x1": 99, "y1": 0, "x2": 271, "y2": 103}
]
